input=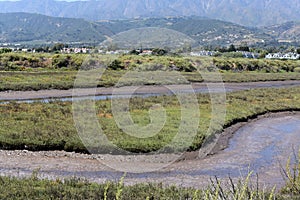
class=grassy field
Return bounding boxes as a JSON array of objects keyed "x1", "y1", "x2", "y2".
[
  {"x1": 0, "y1": 71, "x2": 299, "y2": 91},
  {"x1": 0, "y1": 52, "x2": 299, "y2": 91},
  {"x1": 0, "y1": 86, "x2": 299, "y2": 153}
]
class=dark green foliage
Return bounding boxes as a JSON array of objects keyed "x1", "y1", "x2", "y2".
[
  {"x1": 108, "y1": 59, "x2": 124, "y2": 70},
  {"x1": 0, "y1": 48, "x2": 12, "y2": 54},
  {"x1": 152, "y1": 48, "x2": 168, "y2": 56},
  {"x1": 52, "y1": 54, "x2": 73, "y2": 68},
  {"x1": 51, "y1": 43, "x2": 66, "y2": 52},
  {"x1": 228, "y1": 44, "x2": 236, "y2": 52},
  {"x1": 129, "y1": 49, "x2": 140, "y2": 55},
  {"x1": 237, "y1": 45, "x2": 250, "y2": 52}
]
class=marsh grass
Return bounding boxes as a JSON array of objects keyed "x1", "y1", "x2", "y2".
[
  {"x1": 280, "y1": 149, "x2": 300, "y2": 200},
  {"x1": 0, "y1": 87, "x2": 299, "y2": 153},
  {"x1": 0, "y1": 53, "x2": 300, "y2": 91},
  {"x1": 1, "y1": 70, "x2": 299, "y2": 92},
  {"x1": 0, "y1": 171, "x2": 283, "y2": 200}
]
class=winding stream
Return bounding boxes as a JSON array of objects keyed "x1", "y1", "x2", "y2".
[{"x1": 0, "y1": 113, "x2": 299, "y2": 188}]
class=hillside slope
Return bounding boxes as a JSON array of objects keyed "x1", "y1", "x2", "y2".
[
  {"x1": 0, "y1": 12, "x2": 111, "y2": 43},
  {"x1": 0, "y1": 0, "x2": 300, "y2": 27},
  {"x1": 1, "y1": 13, "x2": 299, "y2": 47}
]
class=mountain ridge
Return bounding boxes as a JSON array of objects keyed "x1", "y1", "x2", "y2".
[
  {"x1": 0, "y1": 0, "x2": 300, "y2": 27},
  {"x1": 0, "y1": 12, "x2": 299, "y2": 47}
]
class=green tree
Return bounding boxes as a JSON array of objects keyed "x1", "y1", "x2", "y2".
[
  {"x1": 215, "y1": 46, "x2": 227, "y2": 53},
  {"x1": 152, "y1": 48, "x2": 168, "y2": 56},
  {"x1": 52, "y1": 55, "x2": 70, "y2": 68},
  {"x1": 129, "y1": 49, "x2": 140, "y2": 55},
  {"x1": 228, "y1": 44, "x2": 236, "y2": 52},
  {"x1": 108, "y1": 59, "x2": 124, "y2": 70},
  {"x1": 51, "y1": 43, "x2": 65, "y2": 52},
  {"x1": 237, "y1": 45, "x2": 250, "y2": 52},
  {"x1": 259, "y1": 50, "x2": 268, "y2": 59},
  {"x1": 0, "y1": 48, "x2": 12, "y2": 54}
]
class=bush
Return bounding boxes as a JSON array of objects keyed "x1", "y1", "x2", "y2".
[
  {"x1": 108, "y1": 60, "x2": 125, "y2": 70},
  {"x1": 294, "y1": 67, "x2": 300, "y2": 73},
  {"x1": 52, "y1": 55, "x2": 71, "y2": 68}
]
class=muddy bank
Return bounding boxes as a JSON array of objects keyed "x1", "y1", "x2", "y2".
[
  {"x1": 0, "y1": 111, "x2": 299, "y2": 189},
  {"x1": 1, "y1": 80, "x2": 300, "y2": 101}
]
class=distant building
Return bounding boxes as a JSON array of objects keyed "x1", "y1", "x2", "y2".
[
  {"x1": 61, "y1": 47, "x2": 91, "y2": 54},
  {"x1": 190, "y1": 51, "x2": 216, "y2": 57},
  {"x1": 265, "y1": 52, "x2": 300, "y2": 60},
  {"x1": 139, "y1": 50, "x2": 152, "y2": 56},
  {"x1": 239, "y1": 51, "x2": 259, "y2": 59}
]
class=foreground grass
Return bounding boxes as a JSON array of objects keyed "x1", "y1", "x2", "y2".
[
  {"x1": 0, "y1": 172, "x2": 282, "y2": 200},
  {"x1": 0, "y1": 87, "x2": 299, "y2": 153}
]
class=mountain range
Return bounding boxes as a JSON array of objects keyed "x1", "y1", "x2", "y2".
[
  {"x1": 0, "y1": 13, "x2": 299, "y2": 47},
  {"x1": 0, "y1": 0, "x2": 299, "y2": 27}
]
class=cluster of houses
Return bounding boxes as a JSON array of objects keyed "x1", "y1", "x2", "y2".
[
  {"x1": 60, "y1": 47, "x2": 92, "y2": 54},
  {"x1": 1, "y1": 44, "x2": 300, "y2": 61},
  {"x1": 190, "y1": 51, "x2": 259, "y2": 58},
  {"x1": 190, "y1": 51, "x2": 216, "y2": 57},
  {"x1": 265, "y1": 52, "x2": 300, "y2": 60}
]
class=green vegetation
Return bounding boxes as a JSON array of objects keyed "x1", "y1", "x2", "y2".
[
  {"x1": 1, "y1": 53, "x2": 300, "y2": 73},
  {"x1": 282, "y1": 150, "x2": 300, "y2": 196},
  {"x1": 0, "y1": 87, "x2": 299, "y2": 153},
  {"x1": 3, "y1": 168, "x2": 300, "y2": 199},
  {"x1": 1, "y1": 71, "x2": 299, "y2": 92},
  {"x1": 0, "y1": 53, "x2": 299, "y2": 91}
]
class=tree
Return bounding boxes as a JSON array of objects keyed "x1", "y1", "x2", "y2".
[
  {"x1": 297, "y1": 48, "x2": 300, "y2": 54},
  {"x1": 152, "y1": 48, "x2": 168, "y2": 56},
  {"x1": 237, "y1": 45, "x2": 250, "y2": 52},
  {"x1": 35, "y1": 47, "x2": 46, "y2": 53},
  {"x1": 0, "y1": 48, "x2": 12, "y2": 54},
  {"x1": 228, "y1": 44, "x2": 236, "y2": 52},
  {"x1": 52, "y1": 55, "x2": 70, "y2": 68},
  {"x1": 108, "y1": 59, "x2": 124, "y2": 70},
  {"x1": 129, "y1": 49, "x2": 140, "y2": 55},
  {"x1": 51, "y1": 43, "x2": 65, "y2": 52}
]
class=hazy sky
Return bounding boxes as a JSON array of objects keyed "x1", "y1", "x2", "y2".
[{"x1": 0, "y1": 0, "x2": 86, "y2": 1}]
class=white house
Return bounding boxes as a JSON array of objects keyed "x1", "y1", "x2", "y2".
[{"x1": 266, "y1": 52, "x2": 300, "y2": 60}]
